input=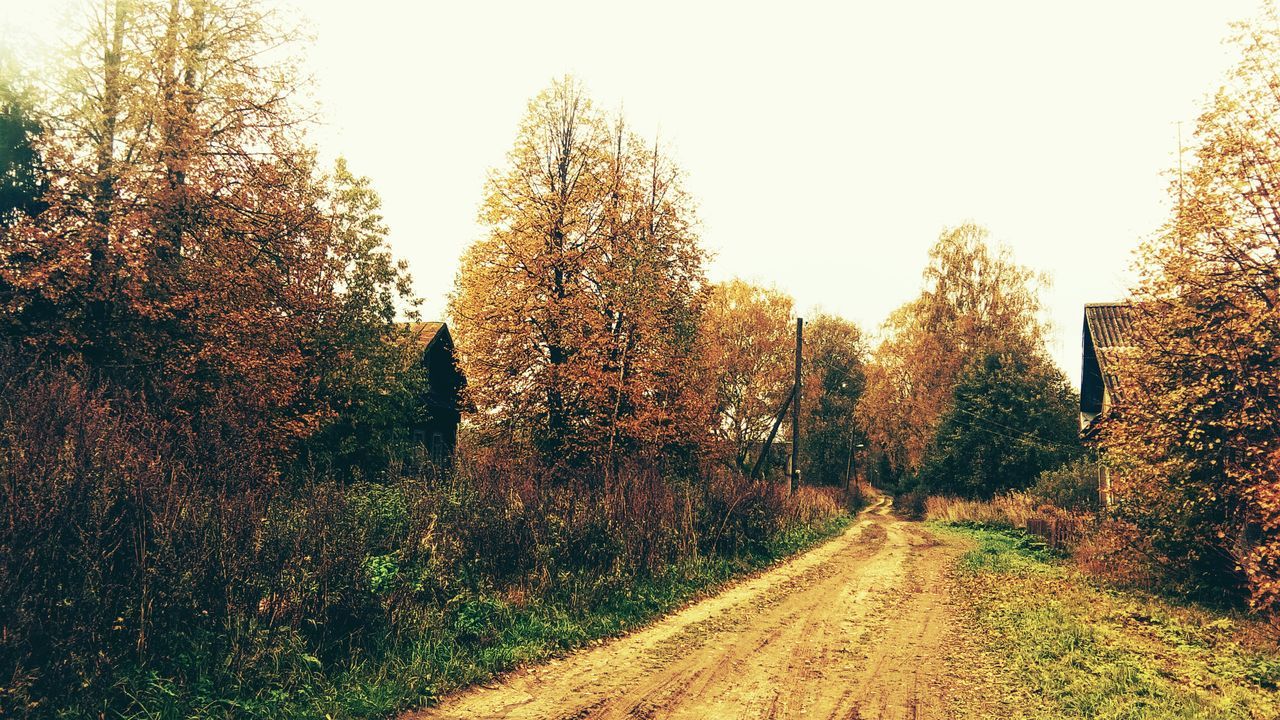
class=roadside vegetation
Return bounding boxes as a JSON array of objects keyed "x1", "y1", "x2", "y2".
[
  {"x1": 1, "y1": 349, "x2": 857, "y2": 718},
  {"x1": 4, "y1": 0, "x2": 1280, "y2": 716},
  {"x1": 939, "y1": 524, "x2": 1280, "y2": 720},
  {"x1": 864, "y1": 4, "x2": 1280, "y2": 618},
  {"x1": 0, "y1": 2, "x2": 865, "y2": 717},
  {"x1": 123, "y1": 479, "x2": 850, "y2": 719}
]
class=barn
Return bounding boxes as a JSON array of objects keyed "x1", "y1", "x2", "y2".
[
  {"x1": 403, "y1": 322, "x2": 468, "y2": 467},
  {"x1": 1079, "y1": 302, "x2": 1137, "y2": 507}
]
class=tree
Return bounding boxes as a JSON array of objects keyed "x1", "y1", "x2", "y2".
[
  {"x1": 799, "y1": 313, "x2": 867, "y2": 486},
  {"x1": 449, "y1": 77, "x2": 708, "y2": 470},
  {"x1": 1100, "y1": 4, "x2": 1280, "y2": 611},
  {"x1": 915, "y1": 348, "x2": 1080, "y2": 498},
  {"x1": 0, "y1": 3, "x2": 425, "y2": 707},
  {"x1": 0, "y1": 0, "x2": 413, "y2": 477},
  {"x1": 0, "y1": 58, "x2": 47, "y2": 344},
  {"x1": 700, "y1": 279, "x2": 795, "y2": 474},
  {"x1": 299, "y1": 159, "x2": 423, "y2": 476},
  {"x1": 0, "y1": 57, "x2": 44, "y2": 227},
  {"x1": 858, "y1": 223, "x2": 1047, "y2": 480}
]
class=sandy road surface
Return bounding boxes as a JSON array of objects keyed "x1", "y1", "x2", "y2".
[{"x1": 405, "y1": 497, "x2": 972, "y2": 720}]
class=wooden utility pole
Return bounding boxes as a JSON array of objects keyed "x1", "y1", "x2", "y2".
[
  {"x1": 845, "y1": 440, "x2": 865, "y2": 492},
  {"x1": 845, "y1": 437, "x2": 855, "y2": 492},
  {"x1": 791, "y1": 318, "x2": 803, "y2": 494}
]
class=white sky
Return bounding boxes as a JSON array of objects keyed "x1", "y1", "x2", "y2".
[{"x1": 0, "y1": 0, "x2": 1261, "y2": 386}]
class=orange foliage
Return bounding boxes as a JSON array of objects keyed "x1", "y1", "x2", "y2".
[
  {"x1": 449, "y1": 77, "x2": 709, "y2": 468},
  {"x1": 1100, "y1": 6, "x2": 1280, "y2": 612},
  {"x1": 0, "y1": 1, "x2": 412, "y2": 469},
  {"x1": 701, "y1": 279, "x2": 795, "y2": 472},
  {"x1": 858, "y1": 223, "x2": 1047, "y2": 476}
]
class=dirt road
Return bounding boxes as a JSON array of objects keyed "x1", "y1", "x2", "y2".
[{"x1": 406, "y1": 498, "x2": 975, "y2": 720}]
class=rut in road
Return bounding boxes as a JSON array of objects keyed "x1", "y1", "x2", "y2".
[{"x1": 404, "y1": 497, "x2": 973, "y2": 720}]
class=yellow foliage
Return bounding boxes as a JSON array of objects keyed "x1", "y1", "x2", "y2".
[
  {"x1": 1099, "y1": 5, "x2": 1280, "y2": 613},
  {"x1": 857, "y1": 224, "x2": 1048, "y2": 476},
  {"x1": 449, "y1": 77, "x2": 709, "y2": 462}
]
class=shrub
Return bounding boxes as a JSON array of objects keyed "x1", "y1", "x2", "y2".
[
  {"x1": 785, "y1": 486, "x2": 845, "y2": 528},
  {"x1": 1072, "y1": 518, "x2": 1161, "y2": 592},
  {"x1": 1030, "y1": 457, "x2": 1101, "y2": 512},
  {"x1": 0, "y1": 357, "x2": 852, "y2": 718},
  {"x1": 701, "y1": 474, "x2": 785, "y2": 558},
  {"x1": 843, "y1": 482, "x2": 869, "y2": 514},
  {"x1": 895, "y1": 489, "x2": 928, "y2": 519}
]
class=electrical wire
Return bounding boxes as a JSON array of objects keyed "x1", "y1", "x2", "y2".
[{"x1": 807, "y1": 353, "x2": 1079, "y2": 454}]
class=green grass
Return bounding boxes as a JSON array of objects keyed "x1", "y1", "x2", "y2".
[
  {"x1": 118, "y1": 514, "x2": 851, "y2": 719},
  {"x1": 934, "y1": 523, "x2": 1280, "y2": 720}
]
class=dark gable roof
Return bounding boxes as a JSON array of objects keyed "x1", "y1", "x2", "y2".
[
  {"x1": 1081, "y1": 302, "x2": 1139, "y2": 433},
  {"x1": 395, "y1": 321, "x2": 473, "y2": 412},
  {"x1": 1084, "y1": 302, "x2": 1136, "y2": 400},
  {"x1": 401, "y1": 321, "x2": 447, "y2": 351}
]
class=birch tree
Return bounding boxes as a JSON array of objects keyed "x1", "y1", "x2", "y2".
[
  {"x1": 450, "y1": 77, "x2": 708, "y2": 469},
  {"x1": 858, "y1": 224, "x2": 1048, "y2": 479},
  {"x1": 701, "y1": 279, "x2": 795, "y2": 473}
]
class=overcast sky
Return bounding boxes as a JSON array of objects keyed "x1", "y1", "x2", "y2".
[{"x1": 1, "y1": 0, "x2": 1262, "y2": 385}]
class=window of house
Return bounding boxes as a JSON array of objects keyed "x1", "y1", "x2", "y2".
[{"x1": 430, "y1": 432, "x2": 445, "y2": 466}]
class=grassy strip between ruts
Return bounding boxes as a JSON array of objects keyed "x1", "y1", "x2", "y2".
[
  {"x1": 931, "y1": 522, "x2": 1280, "y2": 720},
  {"x1": 123, "y1": 514, "x2": 852, "y2": 720}
]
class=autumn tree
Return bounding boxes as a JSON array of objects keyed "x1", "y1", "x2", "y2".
[
  {"x1": 701, "y1": 279, "x2": 795, "y2": 473},
  {"x1": 858, "y1": 223, "x2": 1047, "y2": 483},
  {"x1": 799, "y1": 313, "x2": 867, "y2": 486},
  {"x1": 0, "y1": 3, "x2": 427, "y2": 709},
  {"x1": 1100, "y1": 5, "x2": 1280, "y2": 611},
  {"x1": 450, "y1": 77, "x2": 708, "y2": 470},
  {"x1": 0, "y1": 0, "x2": 416, "y2": 475}
]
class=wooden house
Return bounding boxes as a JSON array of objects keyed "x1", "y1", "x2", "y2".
[
  {"x1": 403, "y1": 322, "x2": 468, "y2": 467},
  {"x1": 1079, "y1": 302, "x2": 1137, "y2": 507}
]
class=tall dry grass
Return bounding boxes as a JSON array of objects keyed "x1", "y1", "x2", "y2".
[
  {"x1": 924, "y1": 492, "x2": 1040, "y2": 528},
  {"x1": 785, "y1": 486, "x2": 847, "y2": 526},
  {"x1": 925, "y1": 492, "x2": 1089, "y2": 552},
  {"x1": 0, "y1": 358, "x2": 850, "y2": 717}
]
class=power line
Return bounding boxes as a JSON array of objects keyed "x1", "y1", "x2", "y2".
[
  {"x1": 806, "y1": 353, "x2": 1078, "y2": 454},
  {"x1": 950, "y1": 404, "x2": 1079, "y2": 453},
  {"x1": 949, "y1": 406, "x2": 1074, "y2": 453}
]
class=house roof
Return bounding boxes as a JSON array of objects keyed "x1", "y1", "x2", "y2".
[
  {"x1": 395, "y1": 321, "x2": 473, "y2": 413},
  {"x1": 1084, "y1": 302, "x2": 1137, "y2": 401},
  {"x1": 1084, "y1": 303, "x2": 1136, "y2": 352},
  {"x1": 401, "y1": 321, "x2": 447, "y2": 351},
  {"x1": 1081, "y1": 302, "x2": 1141, "y2": 437}
]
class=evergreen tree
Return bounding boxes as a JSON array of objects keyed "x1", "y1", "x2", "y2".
[
  {"x1": 0, "y1": 67, "x2": 44, "y2": 227},
  {"x1": 915, "y1": 348, "x2": 1081, "y2": 498}
]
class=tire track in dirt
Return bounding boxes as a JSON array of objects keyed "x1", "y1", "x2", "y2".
[{"x1": 403, "y1": 496, "x2": 972, "y2": 720}]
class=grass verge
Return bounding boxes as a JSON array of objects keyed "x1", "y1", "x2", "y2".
[
  {"x1": 933, "y1": 523, "x2": 1280, "y2": 720},
  {"x1": 122, "y1": 514, "x2": 852, "y2": 719}
]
